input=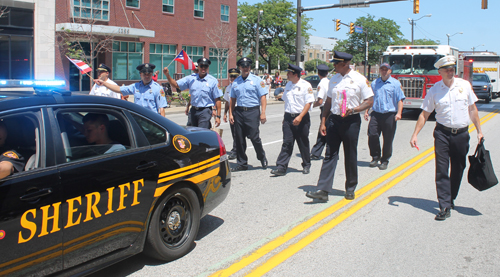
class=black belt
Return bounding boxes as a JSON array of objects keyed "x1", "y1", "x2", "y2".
[
  {"x1": 192, "y1": 106, "x2": 210, "y2": 110},
  {"x1": 436, "y1": 123, "x2": 468, "y2": 134},
  {"x1": 285, "y1": 112, "x2": 302, "y2": 117},
  {"x1": 236, "y1": 106, "x2": 259, "y2": 111}
]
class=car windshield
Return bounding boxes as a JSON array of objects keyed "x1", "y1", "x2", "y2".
[
  {"x1": 383, "y1": 54, "x2": 444, "y2": 75},
  {"x1": 473, "y1": 75, "x2": 489, "y2": 82}
]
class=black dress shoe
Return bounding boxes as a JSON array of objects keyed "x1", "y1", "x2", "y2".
[
  {"x1": 270, "y1": 168, "x2": 286, "y2": 176},
  {"x1": 369, "y1": 158, "x2": 380, "y2": 167},
  {"x1": 435, "y1": 208, "x2": 451, "y2": 221},
  {"x1": 303, "y1": 167, "x2": 310, "y2": 174},
  {"x1": 228, "y1": 152, "x2": 237, "y2": 160},
  {"x1": 231, "y1": 165, "x2": 248, "y2": 172},
  {"x1": 261, "y1": 158, "x2": 268, "y2": 169},
  {"x1": 345, "y1": 191, "x2": 355, "y2": 200},
  {"x1": 306, "y1": 190, "x2": 328, "y2": 201},
  {"x1": 310, "y1": 155, "x2": 320, "y2": 160},
  {"x1": 379, "y1": 161, "x2": 388, "y2": 170}
]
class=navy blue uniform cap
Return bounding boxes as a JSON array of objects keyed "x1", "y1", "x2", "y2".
[
  {"x1": 237, "y1": 57, "x2": 252, "y2": 67},
  {"x1": 317, "y1": 64, "x2": 329, "y2": 71},
  {"x1": 136, "y1": 63, "x2": 156, "y2": 73},
  {"x1": 197, "y1": 57, "x2": 211, "y2": 66},
  {"x1": 97, "y1": 63, "x2": 111, "y2": 73},
  {"x1": 331, "y1": 51, "x2": 353, "y2": 63},
  {"x1": 285, "y1": 63, "x2": 302, "y2": 75}
]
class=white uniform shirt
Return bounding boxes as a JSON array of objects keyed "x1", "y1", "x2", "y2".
[
  {"x1": 90, "y1": 79, "x2": 121, "y2": 99},
  {"x1": 283, "y1": 79, "x2": 315, "y2": 113},
  {"x1": 316, "y1": 77, "x2": 329, "y2": 108},
  {"x1": 223, "y1": 83, "x2": 237, "y2": 107},
  {"x1": 421, "y1": 77, "x2": 477, "y2": 128},
  {"x1": 327, "y1": 70, "x2": 374, "y2": 115}
]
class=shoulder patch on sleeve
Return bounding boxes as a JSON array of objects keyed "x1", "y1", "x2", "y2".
[
  {"x1": 160, "y1": 88, "x2": 165, "y2": 97},
  {"x1": 308, "y1": 87, "x2": 313, "y2": 94},
  {"x1": 260, "y1": 81, "x2": 265, "y2": 88},
  {"x1": 366, "y1": 79, "x2": 370, "y2": 86},
  {"x1": 3, "y1": 151, "x2": 19, "y2": 159}
]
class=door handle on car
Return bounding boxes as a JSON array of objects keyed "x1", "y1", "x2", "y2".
[
  {"x1": 20, "y1": 188, "x2": 53, "y2": 201},
  {"x1": 136, "y1": 161, "x2": 158, "y2": 171}
]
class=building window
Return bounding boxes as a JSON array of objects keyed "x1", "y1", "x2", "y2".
[
  {"x1": 72, "y1": 0, "x2": 110, "y2": 21},
  {"x1": 316, "y1": 53, "x2": 319, "y2": 59},
  {"x1": 181, "y1": 46, "x2": 204, "y2": 77},
  {"x1": 209, "y1": 48, "x2": 228, "y2": 80},
  {"x1": 309, "y1": 53, "x2": 312, "y2": 58},
  {"x1": 112, "y1": 41, "x2": 143, "y2": 80},
  {"x1": 221, "y1": 5, "x2": 229, "y2": 22},
  {"x1": 194, "y1": 0, "x2": 204, "y2": 18},
  {"x1": 126, "y1": 0, "x2": 139, "y2": 8},
  {"x1": 162, "y1": 0, "x2": 174, "y2": 13},
  {"x1": 322, "y1": 54, "x2": 325, "y2": 60},
  {"x1": 150, "y1": 44, "x2": 177, "y2": 79}
]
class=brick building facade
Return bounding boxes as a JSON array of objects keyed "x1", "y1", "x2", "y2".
[{"x1": 55, "y1": 0, "x2": 237, "y2": 91}]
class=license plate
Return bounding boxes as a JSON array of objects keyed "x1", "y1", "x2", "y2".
[{"x1": 403, "y1": 100, "x2": 412, "y2": 105}]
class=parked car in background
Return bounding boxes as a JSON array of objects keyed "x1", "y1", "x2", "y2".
[
  {"x1": 472, "y1": 73, "x2": 495, "y2": 103},
  {"x1": 303, "y1": 75, "x2": 321, "y2": 89}
]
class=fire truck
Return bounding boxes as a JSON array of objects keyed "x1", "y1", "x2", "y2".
[
  {"x1": 462, "y1": 51, "x2": 500, "y2": 98},
  {"x1": 381, "y1": 45, "x2": 460, "y2": 109}
]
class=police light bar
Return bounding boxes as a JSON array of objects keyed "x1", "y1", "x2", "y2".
[{"x1": 0, "y1": 79, "x2": 66, "y2": 87}]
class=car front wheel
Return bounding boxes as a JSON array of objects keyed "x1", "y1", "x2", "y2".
[
  {"x1": 486, "y1": 90, "x2": 491, "y2": 103},
  {"x1": 144, "y1": 187, "x2": 201, "y2": 261}
]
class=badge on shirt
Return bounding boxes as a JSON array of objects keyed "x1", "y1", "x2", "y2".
[
  {"x1": 206, "y1": 83, "x2": 210, "y2": 87},
  {"x1": 3, "y1": 151, "x2": 19, "y2": 159},
  {"x1": 308, "y1": 87, "x2": 313, "y2": 94},
  {"x1": 250, "y1": 81, "x2": 254, "y2": 85},
  {"x1": 260, "y1": 81, "x2": 265, "y2": 88},
  {"x1": 459, "y1": 87, "x2": 463, "y2": 93}
]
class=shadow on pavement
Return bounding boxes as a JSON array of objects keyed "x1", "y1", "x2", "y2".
[{"x1": 387, "y1": 196, "x2": 482, "y2": 216}]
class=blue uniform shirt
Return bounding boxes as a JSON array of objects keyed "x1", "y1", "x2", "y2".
[
  {"x1": 371, "y1": 76, "x2": 405, "y2": 113},
  {"x1": 177, "y1": 74, "x2": 222, "y2": 107},
  {"x1": 120, "y1": 81, "x2": 168, "y2": 114},
  {"x1": 230, "y1": 73, "x2": 268, "y2": 107}
]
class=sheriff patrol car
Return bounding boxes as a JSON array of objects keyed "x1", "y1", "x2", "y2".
[{"x1": 0, "y1": 80, "x2": 231, "y2": 276}]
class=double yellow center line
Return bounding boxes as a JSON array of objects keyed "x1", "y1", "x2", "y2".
[{"x1": 210, "y1": 110, "x2": 499, "y2": 277}]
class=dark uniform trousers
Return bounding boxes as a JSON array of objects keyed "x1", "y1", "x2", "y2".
[
  {"x1": 434, "y1": 124, "x2": 470, "y2": 210},
  {"x1": 317, "y1": 114, "x2": 361, "y2": 193},
  {"x1": 190, "y1": 107, "x2": 212, "y2": 129},
  {"x1": 311, "y1": 107, "x2": 327, "y2": 157},
  {"x1": 368, "y1": 111, "x2": 397, "y2": 163},
  {"x1": 229, "y1": 120, "x2": 237, "y2": 153},
  {"x1": 276, "y1": 112, "x2": 311, "y2": 170},
  {"x1": 234, "y1": 106, "x2": 266, "y2": 167}
]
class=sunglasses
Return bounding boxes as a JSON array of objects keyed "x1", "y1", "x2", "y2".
[
  {"x1": 230, "y1": 75, "x2": 237, "y2": 78},
  {"x1": 199, "y1": 65, "x2": 209, "y2": 69}
]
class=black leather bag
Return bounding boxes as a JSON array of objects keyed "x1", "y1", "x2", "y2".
[{"x1": 468, "y1": 139, "x2": 498, "y2": 191}]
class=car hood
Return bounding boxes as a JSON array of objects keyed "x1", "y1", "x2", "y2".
[{"x1": 472, "y1": 81, "x2": 490, "y2": 86}]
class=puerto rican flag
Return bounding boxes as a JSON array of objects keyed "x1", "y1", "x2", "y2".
[
  {"x1": 174, "y1": 50, "x2": 197, "y2": 70},
  {"x1": 66, "y1": 56, "x2": 92, "y2": 74}
]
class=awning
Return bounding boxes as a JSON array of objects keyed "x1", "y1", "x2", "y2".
[{"x1": 56, "y1": 23, "x2": 155, "y2": 38}]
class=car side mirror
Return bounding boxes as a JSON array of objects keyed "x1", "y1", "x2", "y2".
[{"x1": 491, "y1": 79, "x2": 496, "y2": 83}]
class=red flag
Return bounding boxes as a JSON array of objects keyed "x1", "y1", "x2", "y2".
[
  {"x1": 66, "y1": 56, "x2": 92, "y2": 74},
  {"x1": 174, "y1": 50, "x2": 197, "y2": 70}
]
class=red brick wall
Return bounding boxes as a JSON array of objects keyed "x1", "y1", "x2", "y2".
[{"x1": 55, "y1": 0, "x2": 237, "y2": 88}]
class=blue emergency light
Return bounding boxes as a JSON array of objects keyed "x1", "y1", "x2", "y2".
[{"x1": 0, "y1": 79, "x2": 70, "y2": 96}]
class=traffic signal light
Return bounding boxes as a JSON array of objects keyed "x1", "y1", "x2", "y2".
[
  {"x1": 335, "y1": 19, "x2": 341, "y2": 31},
  {"x1": 413, "y1": 0, "x2": 419, "y2": 14},
  {"x1": 482, "y1": 0, "x2": 488, "y2": 9},
  {"x1": 349, "y1": 23, "x2": 354, "y2": 34}
]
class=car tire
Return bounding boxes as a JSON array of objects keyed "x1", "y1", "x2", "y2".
[
  {"x1": 486, "y1": 90, "x2": 491, "y2": 103},
  {"x1": 143, "y1": 186, "x2": 201, "y2": 261}
]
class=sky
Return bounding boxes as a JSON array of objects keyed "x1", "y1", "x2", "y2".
[{"x1": 238, "y1": 0, "x2": 499, "y2": 54}]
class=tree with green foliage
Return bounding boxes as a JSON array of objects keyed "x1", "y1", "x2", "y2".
[
  {"x1": 237, "y1": 0, "x2": 312, "y2": 74},
  {"x1": 402, "y1": 38, "x2": 441, "y2": 45},
  {"x1": 304, "y1": 59, "x2": 334, "y2": 73}
]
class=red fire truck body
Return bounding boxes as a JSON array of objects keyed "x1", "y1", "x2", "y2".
[{"x1": 381, "y1": 45, "x2": 460, "y2": 109}]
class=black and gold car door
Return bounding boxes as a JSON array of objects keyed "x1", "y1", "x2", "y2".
[
  {"x1": 50, "y1": 107, "x2": 158, "y2": 269},
  {"x1": 0, "y1": 109, "x2": 63, "y2": 276}
]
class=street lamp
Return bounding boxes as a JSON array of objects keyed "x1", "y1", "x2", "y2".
[
  {"x1": 255, "y1": 10, "x2": 263, "y2": 74},
  {"x1": 446, "y1": 32, "x2": 463, "y2": 45},
  {"x1": 408, "y1": 14, "x2": 431, "y2": 45},
  {"x1": 472, "y1": 44, "x2": 484, "y2": 54}
]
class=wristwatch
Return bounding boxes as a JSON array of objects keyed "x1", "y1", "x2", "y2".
[{"x1": 216, "y1": 115, "x2": 221, "y2": 118}]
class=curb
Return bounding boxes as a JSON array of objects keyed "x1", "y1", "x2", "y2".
[{"x1": 165, "y1": 98, "x2": 284, "y2": 115}]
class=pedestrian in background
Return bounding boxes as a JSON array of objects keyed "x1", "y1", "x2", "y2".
[
  {"x1": 89, "y1": 63, "x2": 121, "y2": 99},
  {"x1": 274, "y1": 71, "x2": 283, "y2": 88},
  {"x1": 229, "y1": 57, "x2": 268, "y2": 172},
  {"x1": 94, "y1": 63, "x2": 168, "y2": 116},
  {"x1": 164, "y1": 58, "x2": 222, "y2": 129},
  {"x1": 410, "y1": 55, "x2": 483, "y2": 221},
  {"x1": 271, "y1": 63, "x2": 315, "y2": 176},
  {"x1": 310, "y1": 64, "x2": 331, "y2": 160},
  {"x1": 365, "y1": 63, "x2": 405, "y2": 170},
  {"x1": 224, "y1": 68, "x2": 240, "y2": 160},
  {"x1": 306, "y1": 51, "x2": 374, "y2": 201}
]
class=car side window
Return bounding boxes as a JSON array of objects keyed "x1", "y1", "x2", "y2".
[
  {"x1": 55, "y1": 110, "x2": 133, "y2": 163},
  {"x1": 131, "y1": 114, "x2": 167, "y2": 146},
  {"x1": 0, "y1": 112, "x2": 41, "y2": 178}
]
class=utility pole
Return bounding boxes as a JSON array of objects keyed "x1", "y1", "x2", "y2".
[{"x1": 295, "y1": 0, "x2": 301, "y2": 67}]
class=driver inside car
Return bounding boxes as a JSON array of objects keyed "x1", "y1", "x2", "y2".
[
  {"x1": 82, "y1": 113, "x2": 126, "y2": 154},
  {"x1": 0, "y1": 121, "x2": 26, "y2": 179}
]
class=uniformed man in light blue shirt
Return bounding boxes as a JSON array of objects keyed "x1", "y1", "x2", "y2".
[
  {"x1": 364, "y1": 63, "x2": 405, "y2": 170},
  {"x1": 228, "y1": 57, "x2": 268, "y2": 172},
  {"x1": 163, "y1": 58, "x2": 222, "y2": 129},
  {"x1": 94, "y1": 63, "x2": 168, "y2": 116}
]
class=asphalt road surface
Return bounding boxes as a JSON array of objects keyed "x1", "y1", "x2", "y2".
[{"x1": 92, "y1": 98, "x2": 500, "y2": 277}]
